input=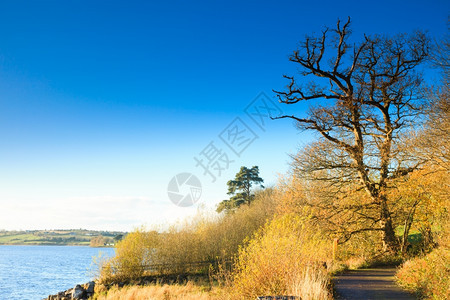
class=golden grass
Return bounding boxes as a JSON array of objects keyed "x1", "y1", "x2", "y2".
[
  {"x1": 289, "y1": 266, "x2": 331, "y2": 300},
  {"x1": 94, "y1": 282, "x2": 233, "y2": 300}
]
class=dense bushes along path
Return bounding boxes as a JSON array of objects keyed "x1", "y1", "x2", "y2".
[{"x1": 334, "y1": 267, "x2": 415, "y2": 300}]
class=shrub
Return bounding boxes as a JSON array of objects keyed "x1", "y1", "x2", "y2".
[
  {"x1": 232, "y1": 214, "x2": 331, "y2": 299},
  {"x1": 97, "y1": 229, "x2": 160, "y2": 284},
  {"x1": 396, "y1": 247, "x2": 450, "y2": 299}
]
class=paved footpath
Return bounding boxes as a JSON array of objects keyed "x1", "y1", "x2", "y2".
[{"x1": 334, "y1": 267, "x2": 416, "y2": 300}]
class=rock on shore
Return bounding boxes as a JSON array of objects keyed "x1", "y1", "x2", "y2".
[{"x1": 45, "y1": 281, "x2": 95, "y2": 300}]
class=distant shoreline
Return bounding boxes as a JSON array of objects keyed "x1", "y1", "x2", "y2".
[
  {"x1": 0, "y1": 243, "x2": 114, "y2": 247},
  {"x1": 0, "y1": 229, "x2": 125, "y2": 247}
]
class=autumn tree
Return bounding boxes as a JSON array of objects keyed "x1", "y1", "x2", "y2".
[
  {"x1": 217, "y1": 166, "x2": 264, "y2": 213},
  {"x1": 394, "y1": 28, "x2": 450, "y2": 252},
  {"x1": 274, "y1": 18, "x2": 430, "y2": 252}
]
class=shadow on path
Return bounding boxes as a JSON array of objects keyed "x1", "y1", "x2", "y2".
[{"x1": 334, "y1": 267, "x2": 416, "y2": 300}]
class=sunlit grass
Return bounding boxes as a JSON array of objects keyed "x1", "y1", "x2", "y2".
[{"x1": 93, "y1": 282, "x2": 233, "y2": 300}]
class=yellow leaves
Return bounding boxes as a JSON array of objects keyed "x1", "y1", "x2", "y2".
[
  {"x1": 276, "y1": 175, "x2": 309, "y2": 215},
  {"x1": 95, "y1": 229, "x2": 161, "y2": 284},
  {"x1": 232, "y1": 214, "x2": 331, "y2": 299},
  {"x1": 390, "y1": 165, "x2": 450, "y2": 230},
  {"x1": 396, "y1": 247, "x2": 450, "y2": 299}
]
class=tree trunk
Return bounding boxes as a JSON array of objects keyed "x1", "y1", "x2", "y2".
[
  {"x1": 400, "y1": 200, "x2": 419, "y2": 254},
  {"x1": 400, "y1": 213, "x2": 413, "y2": 254},
  {"x1": 420, "y1": 225, "x2": 435, "y2": 252},
  {"x1": 380, "y1": 199, "x2": 399, "y2": 253}
]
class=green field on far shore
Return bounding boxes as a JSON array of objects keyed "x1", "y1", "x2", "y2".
[{"x1": 0, "y1": 229, "x2": 125, "y2": 246}]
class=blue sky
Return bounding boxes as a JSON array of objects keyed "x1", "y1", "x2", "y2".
[{"x1": 0, "y1": 0, "x2": 448, "y2": 231}]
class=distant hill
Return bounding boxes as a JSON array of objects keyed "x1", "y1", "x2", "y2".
[{"x1": 0, "y1": 229, "x2": 126, "y2": 246}]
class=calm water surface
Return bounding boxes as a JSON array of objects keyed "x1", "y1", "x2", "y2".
[{"x1": 0, "y1": 245, "x2": 115, "y2": 300}]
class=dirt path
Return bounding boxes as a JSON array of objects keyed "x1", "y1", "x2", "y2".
[{"x1": 334, "y1": 267, "x2": 416, "y2": 300}]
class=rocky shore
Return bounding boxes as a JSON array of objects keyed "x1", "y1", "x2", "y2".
[
  {"x1": 44, "y1": 273, "x2": 210, "y2": 299},
  {"x1": 44, "y1": 281, "x2": 95, "y2": 300}
]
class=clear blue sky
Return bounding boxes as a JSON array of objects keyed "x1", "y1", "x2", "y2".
[{"x1": 0, "y1": 0, "x2": 448, "y2": 231}]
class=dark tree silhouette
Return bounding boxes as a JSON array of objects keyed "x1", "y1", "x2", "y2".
[{"x1": 217, "y1": 166, "x2": 264, "y2": 213}]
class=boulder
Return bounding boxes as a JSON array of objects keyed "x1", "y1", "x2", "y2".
[
  {"x1": 47, "y1": 281, "x2": 95, "y2": 300},
  {"x1": 85, "y1": 281, "x2": 95, "y2": 293},
  {"x1": 72, "y1": 284, "x2": 85, "y2": 299}
]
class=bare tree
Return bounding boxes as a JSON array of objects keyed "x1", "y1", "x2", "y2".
[
  {"x1": 431, "y1": 19, "x2": 450, "y2": 79},
  {"x1": 413, "y1": 25, "x2": 450, "y2": 171},
  {"x1": 274, "y1": 18, "x2": 430, "y2": 252}
]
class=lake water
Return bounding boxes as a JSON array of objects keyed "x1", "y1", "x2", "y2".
[{"x1": 0, "y1": 245, "x2": 115, "y2": 300}]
